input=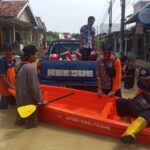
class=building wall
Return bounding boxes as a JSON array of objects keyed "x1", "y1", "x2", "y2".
[
  {"x1": 19, "y1": 9, "x2": 32, "y2": 24},
  {"x1": 134, "y1": 1, "x2": 150, "y2": 13},
  {"x1": 0, "y1": 27, "x2": 3, "y2": 49}
]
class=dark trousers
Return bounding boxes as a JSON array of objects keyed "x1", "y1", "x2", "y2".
[
  {"x1": 79, "y1": 48, "x2": 92, "y2": 60},
  {"x1": 15, "y1": 110, "x2": 38, "y2": 129},
  {"x1": 124, "y1": 78, "x2": 134, "y2": 89},
  {"x1": 102, "y1": 89, "x2": 122, "y2": 97},
  {"x1": 0, "y1": 96, "x2": 16, "y2": 109},
  {"x1": 116, "y1": 98, "x2": 150, "y2": 125}
]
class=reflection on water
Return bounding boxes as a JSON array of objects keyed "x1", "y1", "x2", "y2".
[{"x1": 0, "y1": 108, "x2": 150, "y2": 150}]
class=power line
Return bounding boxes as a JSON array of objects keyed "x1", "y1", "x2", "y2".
[
  {"x1": 113, "y1": 0, "x2": 134, "y2": 23},
  {"x1": 100, "y1": 0, "x2": 116, "y2": 33},
  {"x1": 97, "y1": 0, "x2": 109, "y2": 24}
]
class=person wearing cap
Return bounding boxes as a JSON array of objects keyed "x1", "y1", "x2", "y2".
[
  {"x1": 96, "y1": 44, "x2": 122, "y2": 97},
  {"x1": 116, "y1": 67, "x2": 150, "y2": 144},
  {"x1": 120, "y1": 52, "x2": 128, "y2": 68},
  {"x1": 15, "y1": 45, "x2": 43, "y2": 129},
  {"x1": 80, "y1": 16, "x2": 96, "y2": 60},
  {"x1": 0, "y1": 43, "x2": 16, "y2": 109}
]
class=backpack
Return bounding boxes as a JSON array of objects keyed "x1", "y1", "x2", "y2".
[
  {"x1": 0, "y1": 97, "x2": 9, "y2": 109},
  {"x1": 129, "y1": 92, "x2": 150, "y2": 117},
  {"x1": 103, "y1": 58, "x2": 117, "y2": 77}
]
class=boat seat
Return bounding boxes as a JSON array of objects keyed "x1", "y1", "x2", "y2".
[{"x1": 99, "y1": 102, "x2": 113, "y2": 119}]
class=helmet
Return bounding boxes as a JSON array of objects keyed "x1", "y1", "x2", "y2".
[
  {"x1": 72, "y1": 51, "x2": 82, "y2": 60},
  {"x1": 49, "y1": 54, "x2": 59, "y2": 60},
  {"x1": 89, "y1": 51, "x2": 97, "y2": 61},
  {"x1": 138, "y1": 68, "x2": 150, "y2": 80}
]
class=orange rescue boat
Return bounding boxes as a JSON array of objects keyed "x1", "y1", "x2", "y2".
[{"x1": 9, "y1": 85, "x2": 150, "y2": 144}]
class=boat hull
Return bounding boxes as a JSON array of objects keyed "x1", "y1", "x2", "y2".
[{"x1": 9, "y1": 85, "x2": 150, "y2": 144}]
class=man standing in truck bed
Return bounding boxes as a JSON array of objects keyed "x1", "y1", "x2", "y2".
[{"x1": 80, "y1": 16, "x2": 96, "y2": 60}]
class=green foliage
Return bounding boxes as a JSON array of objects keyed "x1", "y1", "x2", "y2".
[
  {"x1": 0, "y1": 51, "x2": 4, "y2": 55},
  {"x1": 22, "y1": 40, "x2": 38, "y2": 46},
  {"x1": 71, "y1": 33, "x2": 80, "y2": 39},
  {"x1": 28, "y1": 40, "x2": 38, "y2": 46},
  {"x1": 46, "y1": 31, "x2": 59, "y2": 42},
  {"x1": 96, "y1": 37, "x2": 107, "y2": 48}
]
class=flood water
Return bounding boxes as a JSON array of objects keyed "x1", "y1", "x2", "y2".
[
  {"x1": 0, "y1": 60, "x2": 150, "y2": 150},
  {"x1": 0, "y1": 103, "x2": 150, "y2": 150}
]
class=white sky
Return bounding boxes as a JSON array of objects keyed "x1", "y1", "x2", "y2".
[{"x1": 29, "y1": 0, "x2": 140, "y2": 33}]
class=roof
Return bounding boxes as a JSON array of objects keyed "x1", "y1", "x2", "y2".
[
  {"x1": 0, "y1": 17, "x2": 33, "y2": 28},
  {"x1": 35, "y1": 17, "x2": 47, "y2": 32},
  {"x1": 42, "y1": 22, "x2": 47, "y2": 32},
  {"x1": 0, "y1": 1, "x2": 27, "y2": 17},
  {"x1": 125, "y1": 2, "x2": 150, "y2": 24}
]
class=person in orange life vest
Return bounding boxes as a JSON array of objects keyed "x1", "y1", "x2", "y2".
[
  {"x1": 116, "y1": 68, "x2": 150, "y2": 144},
  {"x1": 0, "y1": 43, "x2": 16, "y2": 109},
  {"x1": 96, "y1": 45, "x2": 122, "y2": 97},
  {"x1": 15, "y1": 45, "x2": 43, "y2": 129}
]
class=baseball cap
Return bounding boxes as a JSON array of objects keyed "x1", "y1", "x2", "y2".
[{"x1": 138, "y1": 68, "x2": 150, "y2": 80}]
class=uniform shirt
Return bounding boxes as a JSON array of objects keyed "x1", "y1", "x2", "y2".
[
  {"x1": 16, "y1": 63, "x2": 42, "y2": 107},
  {"x1": 80, "y1": 25, "x2": 95, "y2": 48},
  {"x1": 96, "y1": 54, "x2": 122, "y2": 92},
  {"x1": 136, "y1": 80, "x2": 150, "y2": 96},
  {"x1": 124, "y1": 66, "x2": 135, "y2": 83},
  {"x1": 0, "y1": 56, "x2": 16, "y2": 96}
]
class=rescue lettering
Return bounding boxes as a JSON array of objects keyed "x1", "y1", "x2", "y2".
[
  {"x1": 57, "y1": 114, "x2": 111, "y2": 131},
  {"x1": 47, "y1": 69, "x2": 93, "y2": 77}
]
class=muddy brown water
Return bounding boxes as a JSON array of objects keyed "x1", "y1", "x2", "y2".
[{"x1": 0, "y1": 105, "x2": 150, "y2": 150}]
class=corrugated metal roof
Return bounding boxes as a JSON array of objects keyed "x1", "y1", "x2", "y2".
[{"x1": 125, "y1": 2, "x2": 150, "y2": 24}]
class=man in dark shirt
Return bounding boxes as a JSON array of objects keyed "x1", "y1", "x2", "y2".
[
  {"x1": 80, "y1": 16, "x2": 96, "y2": 60},
  {"x1": 120, "y1": 52, "x2": 128, "y2": 67},
  {"x1": 116, "y1": 68, "x2": 150, "y2": 144}
]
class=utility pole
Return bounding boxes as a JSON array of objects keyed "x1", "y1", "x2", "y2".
[
  {"x1": 108, "y1": 0, "x2": 112, "y2": 43},
  {"x1": 120, "y1": 0, "x2": 125, "y2": 52}
]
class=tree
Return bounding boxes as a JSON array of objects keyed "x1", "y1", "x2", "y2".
[
  {"x1": 46, "y1": 31, "x2": 59, "y2": 43},
  {"x1": 71, "y1": 33, "x2": 80, "y2": 39}
]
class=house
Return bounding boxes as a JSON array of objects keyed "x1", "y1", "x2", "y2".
[
  {"x1": 59, "y1": 33, "x2": 71, "y2": 39},
  {"x1": 125, "y1": 0, "x2": 150, "y2": 60},
  {"x1": 0, "y1": 0, "x2": 47, "y2": 53},
  {"x1": 35, "y1": 16, "x2": 47, "y2": 51}
]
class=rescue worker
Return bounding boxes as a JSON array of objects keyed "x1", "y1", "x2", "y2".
[
  {"x1": 96, "y1": 45, "x2": 122, "y2": 97},
  {"x1": 116, "y1": 68, "x2": 150, "y2": 144},
  {"x1": 80, "y1": 16, "x2": 96, "y2": 60},
  {"x1": 120, "y1": 52, "x2": 128, "y2": 68},
  {"x1": 0, "y1": 43, "x2": 16, "y2": 109},
  {"x1": 15, "y1": 45, "x2": 43, "y2": 129}
]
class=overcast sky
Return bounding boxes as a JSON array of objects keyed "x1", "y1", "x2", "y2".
[{"x1": 29, "y1": 0, "x2": 139, "y2": 33}]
